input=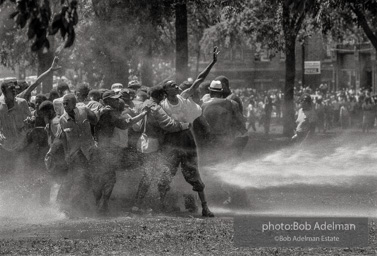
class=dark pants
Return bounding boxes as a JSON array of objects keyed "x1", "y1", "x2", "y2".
[
  {"x1": 161, "y1": 130, "x2": 205, "y2": 194},
  {"x1": 59, "y1": 150, "x2": 94, "y2": 216},
  {"x1": 160, "y1": 147, "x2": 204, "y2": 194},
  {"x1": 91, "y1": 147, "x2": 121, "y2": 214}
]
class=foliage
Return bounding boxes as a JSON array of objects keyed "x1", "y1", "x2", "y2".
[
  {"x1": 325, "y1": 0, "x2": 377, "y2": 49},
  {"x1": 0, "y1": 2, "x2": 35, "y2": 71},
  {"x1": 0, "y1": 0, "x2": 78, "y2": 52}
]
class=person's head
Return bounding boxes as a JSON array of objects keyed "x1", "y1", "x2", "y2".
[
  {"x1": 57, "y1": 82, "x2": 70, "y2": 97},
  {"x1": 128, "y1": 80, "x2": 141, "y2": 91},
  {"x1": 38, "y1": 100, "x2": 55, "y2": 121},
  {"x1": 62, "y1": 94, "x2": 77, "y2": 113},
  {"x1": 214, "y1": 75, "x2": 230, "y2": 97},
  {"x1": 102, "y1": 90, "x2": 121, "y2": 110},
  {"x1": 162, "y1": 80, "x2": 179, "y2": 97},
  {"x1": 209, "y1": 80, "x2": 223, "y2": 98},
  {"x1": 75, "y1": 84, "x2": 90, "y2": 101},
  {"x1": 119, "y1": 88, "x2": 131, "y2": 102},
  {"x1": 139, "y1": 86, "x2": 149, "y2": 94},
  {"x1": 1, "y1": 81, "x2": 17, "y2": 101},
  {"x1": 135, "y1": 90, "x2": 148, "y2": 102},
  {"x1": 15, "y1": 80, "x2": 29, "y2": 95},
  {"x1": 149, "y1": 85, "x2": 165, "y2": 103},
  {"x1": 88, "y1": 89, "x2": 101, "y2": 102},
  {"x1": 35, "y1": 94, "x2": 47, "y2": 111},
  {"x1": 300, "y1": 93, "x2": 312, "y2": 110},
  {"x1": 199, "y1": 80, "x2": 211, "y2": 98},
  {"x1": 48, "y1": 89, "x2": 60, "y2": 102},
  {"x1": 179, "y1": 81, "x2": 192, "y2": 93},
  {"x1": 111, "y1": 83, "x2": 123, "y2": 93},
  {"x1": 128, "y1": 88, "x2": 136, "y2": 100}
]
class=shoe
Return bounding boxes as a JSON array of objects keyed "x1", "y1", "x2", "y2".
[{"x1": 202, "y1": 206, "x2": 215, "y2": 217}]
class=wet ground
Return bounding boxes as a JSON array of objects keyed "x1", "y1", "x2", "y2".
[{"x1": 1, "y1": 123, "x2": 377, "y2": 255}]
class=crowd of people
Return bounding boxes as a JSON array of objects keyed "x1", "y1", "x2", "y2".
[
  {"x1": 4, "y1": 44, "x2": 376, "y2": 218},
  {"x1": 233, "y1": 84, "x2": 377, "y2": 138},
  {"x1": 0, "y1": 47, "x2": 250, "y2": 218}
]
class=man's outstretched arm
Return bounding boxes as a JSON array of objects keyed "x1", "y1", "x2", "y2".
[
  {"x1": 18, "y1": 57, "x2": 61, "y2": 99},
  {"x1": 182, "y1": 46, "x2": 219, "y2": 99}
]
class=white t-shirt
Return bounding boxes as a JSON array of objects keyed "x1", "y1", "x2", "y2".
[{"x1": 161, "y1": 94, "x2": 202, "y2": 123}]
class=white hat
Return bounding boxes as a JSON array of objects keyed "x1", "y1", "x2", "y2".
[
  {"x1": 209, "y1": 80, "x2": 223, "y2": 91},
  {"x1": 111, "y1": 83, "x2": 123, "y2": 93}
]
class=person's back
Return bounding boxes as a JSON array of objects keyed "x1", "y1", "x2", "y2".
[{"x1": 202, "y1": 98, "x2": 235, "y2": 136}]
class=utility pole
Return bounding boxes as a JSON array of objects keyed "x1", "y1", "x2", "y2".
[{"x1": 302, "y1": 39, "x2": 306, "y2": 88}]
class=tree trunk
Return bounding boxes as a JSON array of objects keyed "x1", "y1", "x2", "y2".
[
  {"x1": 351, "y1": 6, "x2": 377, "y2": 50},
  {"x1": 283, "y1": 35, "x2": 297, "y2": 137},
  {"x1": 175, "y1": 0, "x2": 189, "y2": 84},
  {"x1": 37, "y1": 48, "x2": 54, "y2": 94},
  {"x1": 282, "y1": 4, "x2": 297, "y2": 137},
  {"x1": 141, "y1": 44, "x2": 153, "y2": 87},
  {"x1": 103, "y1": 58, "x2": 129, "y2": 89}
]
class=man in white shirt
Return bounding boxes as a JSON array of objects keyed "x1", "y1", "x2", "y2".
[{"x1": 158, "y1": 47, "x2": 219, "y2": 217}]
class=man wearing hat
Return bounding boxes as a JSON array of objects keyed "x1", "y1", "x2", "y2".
[
  {"x1": 128, "y1": 80, "x2": 141, "y2": 91},
  {"x1": 201, "y1": 80, "x2": 247, "y2": 161},
  {"x1": 111, "y1": 83, "x2": 123, "y2": 93},
  {"x1": 92, "y1": 90, "x2": 149, "y2": 214}
]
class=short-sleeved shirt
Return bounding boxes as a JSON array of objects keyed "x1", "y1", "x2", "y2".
[
  {"x1": 160, "y1": 94, "x2": 201, "y2": 124},
  {"x1": 0, "y1": 95, "x2": 32, "y2": 151}
]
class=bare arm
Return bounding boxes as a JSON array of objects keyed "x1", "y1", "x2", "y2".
[
  {"x1": 114, "y1": 110, "x2": 148, "y2": 130},
  {"x1": 182, "y1": 46, "x2": 219, "y2": 99},
  {"x1": 18, "y1": 57, "x2": 61, "y2": 99}
]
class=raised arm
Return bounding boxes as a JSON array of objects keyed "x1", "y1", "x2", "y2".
[
  {"x1": 18, "y1": 57, "x2": 61, "y2": 99},
  {"x1": 182, "y1": 46, "x2": 219, "y2": 99}
]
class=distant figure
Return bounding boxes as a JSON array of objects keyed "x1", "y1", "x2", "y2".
[
  {"x1": 362, "y1": 97, "x2": 374, "y2": 133},
  {"x1": 292, "y1": 94, "x2": 317, "y2": 143},
  {"x1": 263, "y1": 95, "x2": 274, "y2": 135}
]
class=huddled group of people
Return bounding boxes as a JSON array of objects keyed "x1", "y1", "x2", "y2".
[{"x1": 0, "y1": 47, "x2": 249, "y2": 218}]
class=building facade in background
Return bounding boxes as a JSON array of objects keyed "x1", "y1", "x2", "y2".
[{"x1": 198, "y1": 33, "x2": 377, "y2": 93}]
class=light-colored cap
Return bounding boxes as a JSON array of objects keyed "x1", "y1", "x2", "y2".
[
  {"x1": 209, "y1": 80, "x2": 223, "y2": 91},
  {"x1": 111, "y1": 83, "x2": 123, "y2": 93}
]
